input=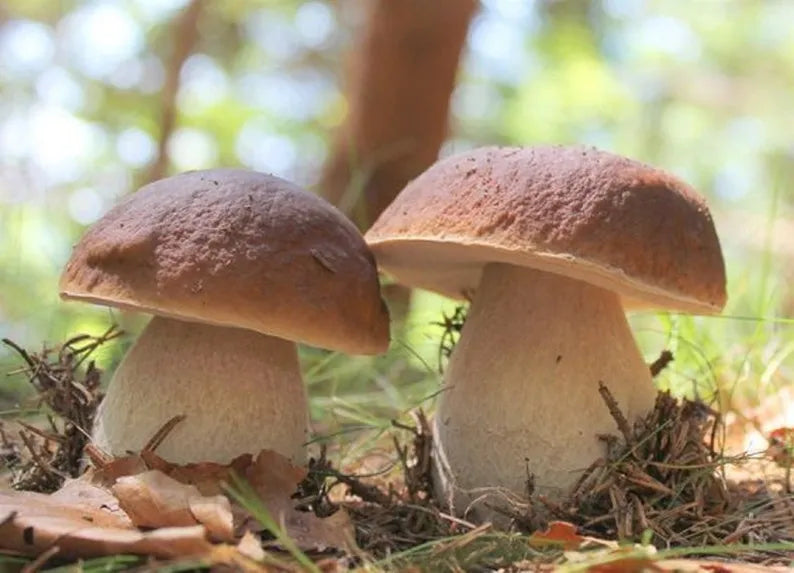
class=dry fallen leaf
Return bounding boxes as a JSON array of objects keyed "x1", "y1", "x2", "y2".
[
  {"x1": 237, "y1": 530, "x2": 266, "y2": 562},
  {"x1": 767, "y1": 427, "x2": 794, "y2": 468},
  {"x1": 242, "y1": 449, "x2": 355, "y2": 551},
  {"x1": 0, "y1": 489, "x2": 129, "y2": 530},
  {"x1": 167, "y1": 453, "x2": 253, "y2": 496},
  {"x1": 528, "y1": 521, "x2": 586, "y2": 550},
  {"x1": 0, "y1": 490, "x2": 212, "y2": 559},
  {"x1": 50, "y1": 478, "x2": 130, "y2": 527},
  {"x1": 189, "y1": 492, "x2": 235, "y2": 542},
  {"x1": 87, "y1": 453, "x2": 149, "y2": 487},
  {"x1": 110, "y1": 469, "x2": 235, "y2": 543},
  {"x1": 0, "y1": 448, "x2": 352, "y2": 562},
  {"x1": 112, "y1": 470, "x2": 199, "y2": 529}
]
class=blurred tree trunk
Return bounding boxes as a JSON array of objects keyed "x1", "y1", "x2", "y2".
[
  {"x1": 321, "y1": 0, "x2": 477, "y2": 226},
  {"x1": 146, "y1": 0, "x2": 204, "y2": 184},
  {"x1": 321, "y1": 0, "x2": 477, "y2": 319}
]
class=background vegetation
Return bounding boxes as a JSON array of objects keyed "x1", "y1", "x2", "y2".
[{"x1": 1, "y1": 0, "x2": 793, "y2": 456}]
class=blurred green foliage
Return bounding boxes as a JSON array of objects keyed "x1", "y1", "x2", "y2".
[{"x1": 0, "y1": 0, "x2": 793, "y2": 439}]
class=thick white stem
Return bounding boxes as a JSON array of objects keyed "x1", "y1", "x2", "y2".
[
  {"x1": 92, "y1": 316, "x2": 308, "y2": 464},
  {"x1": 434, "y1": 263, "x2": 656, "y2": 520}
]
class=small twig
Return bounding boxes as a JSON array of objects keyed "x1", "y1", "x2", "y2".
[
  {"x1": 569, "y1": 457, "x2": 606, "y2": 501},
  {"x1": 623, "y1": 470, "x2": 675, "y2": 496},
  {"x1": 18, "y1": 430, "x2": 67, "y2": 480},
  {"x1": 582, "y1": 512, "x2": 618, "y2": 529},
  {"x1": 84, "y1": 443, "x2": 113, "y2": 468},
  {"x1": 723, "y1": 518, "x2": 757, "y2": 544},
  {"x1": 68, "y1": 325, "x2": 124, "y2": 370},
  {"x1": 21, "y1": 545, "x2": 60, "y2": 573},
  {"x1": 429, "y1": 522, "x2": 490, "y2": 555},
  {"x1": 432, "y1": 305, "x2": 467, "y2": 374},
  {"x1": 143, "y1": 414, "x2": 187, "y2": 452},
  {"x1": 16, "y1": 420, "x2": 64, "y2": 444},
  {"x1": 1, "y1": 338, "x2": 36, "y2": 369},
  {"x1": 598, "y1": 381, "x2": 633, "y2": 444},
  {"x1": 1, "y1": 424, "x2": 14, "y2": 448},
  {"x1": 631, "y1": 494, "x2": 650, "y2": 532},
  {"x1": 332, "y1": 469, "x2": 392, "y2": 506},
  {"x1": 391, "y1": 420, "x2": 418, "y2": 434},
  {"x1": 649, "y1": 350, "x2": 674, "y2": 378},
  {"x1": 412, "y1": 505, "x2": 477, "y2": 531},
  {"x1": 537, "y1": 494, "x2": 572, "y2": 518}
]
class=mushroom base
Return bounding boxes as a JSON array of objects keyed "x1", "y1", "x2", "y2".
[
  {"x1": 92, "y1": 316, "x2": 309, "y2": 464},
  {"x1": 433, "y1": 263, "x2": 656, "y2": 521}
]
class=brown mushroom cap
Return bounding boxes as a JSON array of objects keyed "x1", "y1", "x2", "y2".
[
  {"x1": 60, "y1": 169, "x2": 390, "y2": 354},
  {"x1": 365, "y1": 145, "x2": 726, "y2": 313}
]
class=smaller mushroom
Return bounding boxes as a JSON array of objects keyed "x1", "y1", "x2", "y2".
[
  {"x1": 365, "y1": 146, "x2": 726, "y2": 519},
  {"x1": 60, "y1": 169, "x2": 389, "y2": 464}
]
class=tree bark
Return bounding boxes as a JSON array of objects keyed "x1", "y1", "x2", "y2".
[
  {"x1": 146, "y1": 0, "x2": 204, "y2": 184},
  {"x1": 321, "y1": 0, "x2": 478, "y2": 229}
]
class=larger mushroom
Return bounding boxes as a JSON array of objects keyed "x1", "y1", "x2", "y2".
[
  {"x1": 60, "y1": 169, "x2": 389, "y2": 464},
  {"x1": 365, "y1": 146, "x2": 726, "y2": 518}
]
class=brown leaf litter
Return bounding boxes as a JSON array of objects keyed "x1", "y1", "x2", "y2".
[
  {"x1": 3, "y1": 329, "x2": 794, "y2": 571},
  {"x1": 0, "y1": 444, "x2": 354, "y2": 565}
]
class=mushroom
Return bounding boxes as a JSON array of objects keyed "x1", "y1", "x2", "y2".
[
  {"x1": 60, "y1": 169, "x2": 389, "y2": 464},
  {"x1": 365, "y1": 146, "x2": 726, "y2": 518}
]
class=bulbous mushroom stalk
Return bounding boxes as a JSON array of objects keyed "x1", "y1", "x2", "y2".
[
  {"x1": 60, "y1": 169, "x2": 390, "y2": 465},
  {"x1": 433, "y1": 263, "x2": 656, "y2": 516},
  {"x1": 93, "y1": 316, "x2": 308, "y2": 464},
  {"x1": 365, "y1": 145, "x2": 727, "y2": 523}
]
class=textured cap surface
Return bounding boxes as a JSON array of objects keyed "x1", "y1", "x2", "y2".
[
  {"x1": 61, "y1": 169, "x2": 390, "y2": 354},
  {"x1": 365, "y1": 146, "x2": 726, "y2": 313}
]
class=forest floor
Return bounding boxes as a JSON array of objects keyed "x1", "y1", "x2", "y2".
[{"x1": 1, "y1": 327, "x2": 794, "y2": 572}]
